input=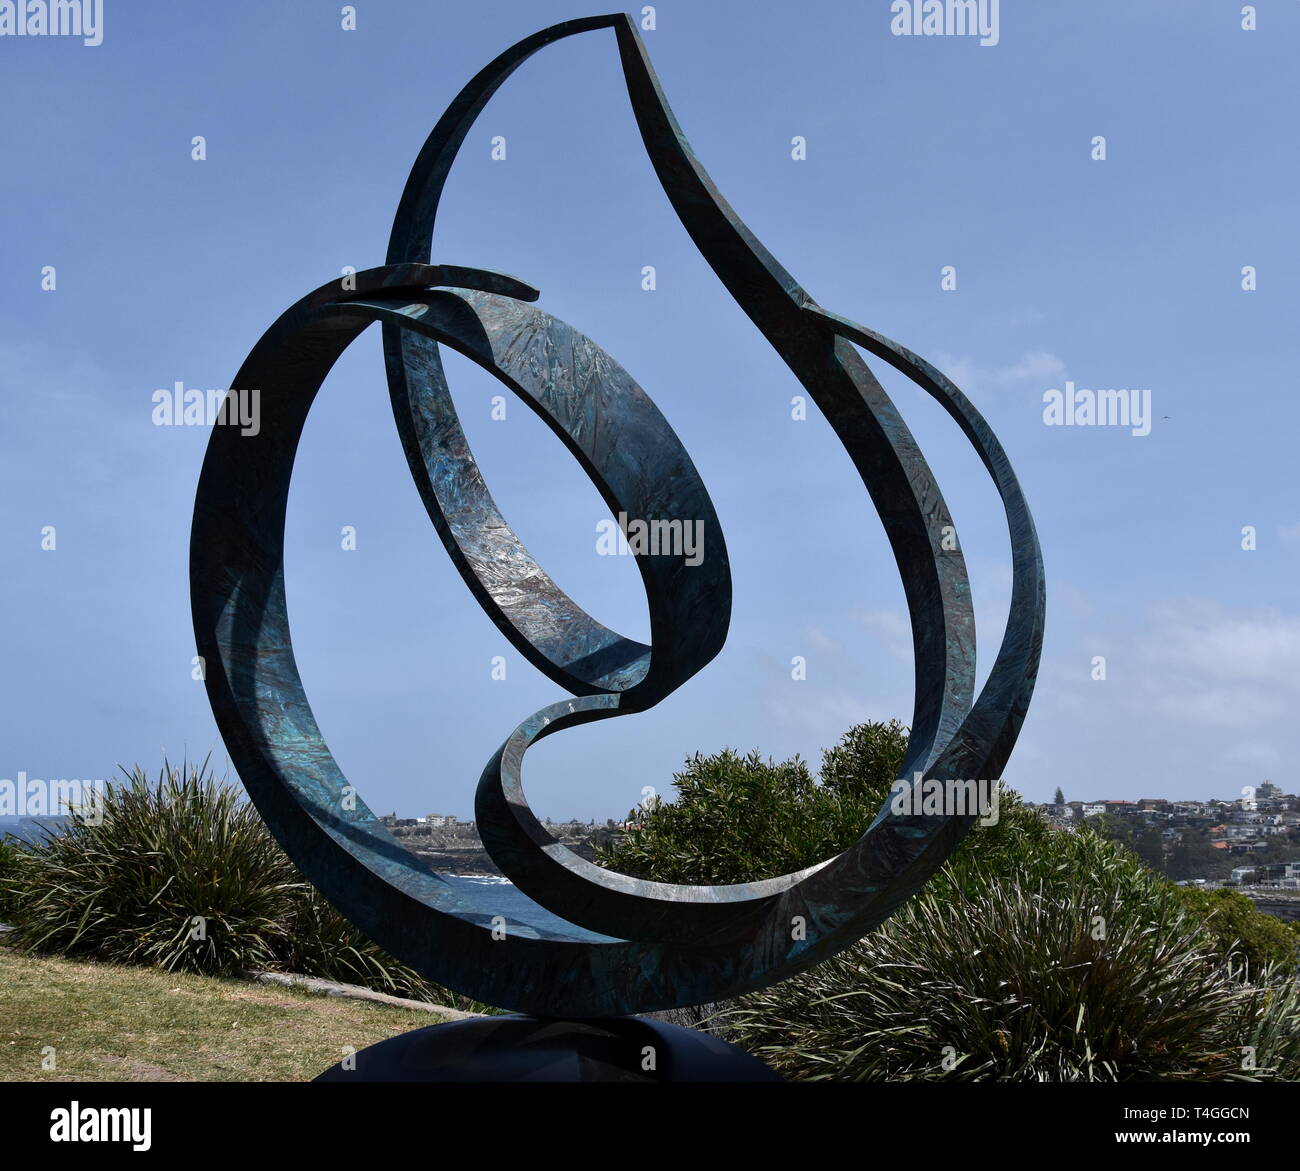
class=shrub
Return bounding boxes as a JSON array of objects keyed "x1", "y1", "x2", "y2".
[
  {"x1": 0, "y1": 835, "x2": 28, "y2": 923},
  {"x1": 600, "y1": 720, "x2": 1070, "y2": 894},
  {"x1": 725, "y1": 828, "x2": 1300, "y2": 1081},
  {"x1": 0, "y1": 759, "x2": 467, "y2": 1006},
  {"x1": 599, "y1": 719, "x2": 907, "y2": 883},
  {"x1": 3, "y1": 760, "x2": 302, "y2": 974},
  {"x1": 1172, "y1": 886, "x2": 1300, "y2": 976},
  {"x1": 602, "y1": 721, "x2": 1300, "y2": 1081}
]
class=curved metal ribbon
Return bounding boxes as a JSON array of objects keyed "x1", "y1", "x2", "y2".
[{"x1": 190, "y1": 13, "x2": 1044, "y2": 1016}]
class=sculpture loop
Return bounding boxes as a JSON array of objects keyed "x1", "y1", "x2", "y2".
[{"x1": 191, "y1": 13, "x2": 1045, "y2": 1016}]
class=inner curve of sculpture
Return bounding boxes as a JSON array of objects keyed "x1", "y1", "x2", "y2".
[{"x1": 190, "y1": 13, "x2": 1045, "y2": 1019}]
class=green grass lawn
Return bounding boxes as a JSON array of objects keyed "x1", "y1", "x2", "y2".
[{"x1": 0, "y1": 944, "x2": 447, "y2": 1081}]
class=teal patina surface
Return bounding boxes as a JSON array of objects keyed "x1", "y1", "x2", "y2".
[{"x1": 190, "y1": 13, "x2": 1045, "y2": 1017}]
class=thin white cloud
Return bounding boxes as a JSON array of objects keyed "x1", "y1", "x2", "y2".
[
  {"x1": 803, "y1": 625, "x2": 838, "y2": 652},
  {"x1": 1136, "y1": 600, "x2": 1300, "y2": 730},
  {"x1": 855, "y1": 608, "x2": 912, "y2": 662},
  {"x1": 933, "y1": 350, "x2": 1067, "y2": 396},
  {"x1": 1220, "y1": 740, "x2": 1282, "y2": 773},
  {"x1": 765, "y1": 689, "x2": 903, "y2": 738}
]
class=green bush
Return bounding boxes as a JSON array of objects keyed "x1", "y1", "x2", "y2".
[
  {"x1": 2, "y1": 760, "x2": 302, "y2": 974},
  {"x1": 600, "y1": 719, "x2": 1070, "y2": 894},
  {"x1": 726, "y1": 828, "x2": 1300, "y2": 1081},
  {"x1": 0, "y1": 760, "x2": 461, "y2": 1005},
  {"x1": 599, "y1": 719, "x2": 907, "y2": 883},
  {"x1": 601, "y1": 721, "x2": 1300, "y2": 1081},
  {"x1": 1173, "y1": 886, "x2": 1300, "y2": 976},
  {"x1": 0, "y1": 835, "x2": 27, "y2": 923}
]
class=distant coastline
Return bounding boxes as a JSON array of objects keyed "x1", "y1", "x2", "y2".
[{"x1": 390, "y1": 818, "x2": 623, "y2": 877}]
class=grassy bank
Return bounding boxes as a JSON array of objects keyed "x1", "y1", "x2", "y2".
[{"x1": 0, "y1": 944, "x2": 444, "y2": 1082}]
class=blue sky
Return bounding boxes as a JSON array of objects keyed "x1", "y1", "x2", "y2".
[{"x1": 2, "y1": 0, "x2": 1297, "y2": 820}]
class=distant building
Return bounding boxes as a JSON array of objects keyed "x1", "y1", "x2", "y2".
[{"x1": 1247, "y1": 861, "x2": 1300, "y2": 885}]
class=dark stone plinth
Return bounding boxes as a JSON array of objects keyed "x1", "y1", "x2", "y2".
[{"x1": 313, "y1": 1015, "x2": 781, "y2": 1083}]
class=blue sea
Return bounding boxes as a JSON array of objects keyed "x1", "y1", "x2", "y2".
[{"x1": 438, "y1": 873, "x2": 618, "y2": 942}]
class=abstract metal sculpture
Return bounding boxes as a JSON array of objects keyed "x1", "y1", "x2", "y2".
[{"x1": 190, "y1": 14, "x2": 1044, "y2": 1024}]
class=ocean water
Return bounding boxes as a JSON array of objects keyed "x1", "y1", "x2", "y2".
[
  {"x1": 439, "y1": 873, "x2": 619, "y2": 942},
  {"x1": 0, "y1": 821, "x2": 621, "y2": 943}
]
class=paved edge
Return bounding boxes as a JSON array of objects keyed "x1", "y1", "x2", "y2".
[{"x1": 245, "y1": 970, "x2": 485, "y2": 1021}]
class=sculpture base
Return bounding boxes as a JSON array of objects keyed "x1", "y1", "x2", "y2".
[{"x1": 314, "y1": 1014, "x2": 781, "y2": 1082}]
